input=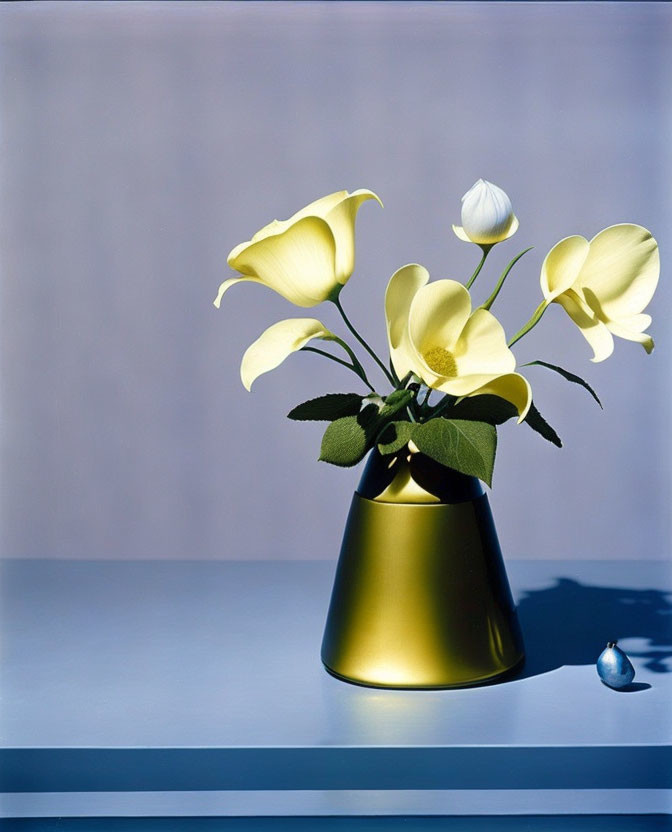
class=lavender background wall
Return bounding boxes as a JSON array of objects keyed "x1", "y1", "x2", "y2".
[{"x1": 1, "y1": 1, "x2": 670, "y2": 561}]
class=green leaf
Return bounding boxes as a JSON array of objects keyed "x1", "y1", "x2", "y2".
[
  {"x1": 377, "y1": 421, "x2": 416, "y2": 455},
  {"x1": 379, "y1": 389, "x2": 413, "y2": 419},
  {"x1": 319, "y1": 406, "x2": 379, "y2": 467},
  {"x1": 524, "y1": 360, "x2": 602, "y2": 408},
  {"x1": 438, "y1": 394, "x2": 518, "y2": 425},
  {"x1": 311, "y1": 389, "x2": 414, "y2": 467},
  {"x1": 412, "y1": 418, "x2": 497, "y2": 487},
  {"x1": 524, "y1": 401, "x2": 562, "y2": 447},
  {"x1": 288, "y1": 393, "x2": 363, "y2": 422}
]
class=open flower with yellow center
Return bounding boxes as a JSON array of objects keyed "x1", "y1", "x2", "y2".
[
  {"x1": 385, "y1": 264, "x2": 532, "y2": 421},
  {"x1": 540, "y1": 224, "x2": 659, "y2": 362},
  {"x1": 214, "y1": 189, "x2": 382, "y2": 309}
]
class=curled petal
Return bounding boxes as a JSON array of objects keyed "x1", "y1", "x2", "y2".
[
  {"x1": 288, "y1": 191, "x2": 353, "y2": 224},
  {"x1": 555, "y1": 290, "x2": 614, "y2": 363},
  {"x1": 240, "y1": 318, "x2": 333, "y2": 391},
  {"x1": 605, "y1": 320, "x2": 654, "y2": 355},
  {"x1": 431, "y1": 372, "x2": 512, "y2": 397},
  {"x1": 384, "y1": 263, "x2": 430, "y2": 380},
  {"x1": 541, "y1": 235, "x2": 589, "y2": 301},
  {"x1": 323, "y1": 189, "x2": 383, "y2": 284},
  {"x1": 611, "y1": 313, "x2": 652, "y2": 333},
  {"x1": 576, "y1": 224, "x2": 659, "y2": 320},
  {"x1": 430, "y1": 371, "x2": 532, "y2": 422},
  {"x1": 249, "y1": 190, "x2": 364, "y2": 243},
  {"x1": 459, "y1": 373, "x2": 533, "y2": 423},
  {"x1": 408, "y1": 280, "x2": 472, "y2": 358},
  {"x1": 214, "y1": 276, "x2": 264, "y2": 308},
  {"x1": 453, "y1": 308, "x2": 515, "y2": 376},
  {"x1": 228, "y1": 216, "x2": 337, "y2": 307},
  {"x1": 463, "y1": 373, "x2": 532, "y2": 423}
]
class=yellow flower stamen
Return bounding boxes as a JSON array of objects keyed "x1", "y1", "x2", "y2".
[{"x1": 423, "y1": 346, "x2": 458, "y2": 378}]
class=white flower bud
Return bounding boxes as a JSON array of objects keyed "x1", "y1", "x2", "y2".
[{"x1": 458, "y1": 179, "x2": 517, "y2": 245}]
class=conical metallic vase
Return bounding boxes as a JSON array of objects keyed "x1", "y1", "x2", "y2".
[{"x1": 321, "y1": 449, "x2": 525, "y2": 689}]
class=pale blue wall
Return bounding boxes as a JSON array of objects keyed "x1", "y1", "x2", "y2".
[{"x1": 1, "y1": 1, "x2": 670, "y2": 560}]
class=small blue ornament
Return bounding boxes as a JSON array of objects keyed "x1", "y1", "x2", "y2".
[{"x1": 596, "y1": 641, "x2": 635, "y2": 689}]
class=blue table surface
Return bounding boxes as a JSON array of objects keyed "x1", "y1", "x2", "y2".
[
  {"x1": 1, "y1": 816, "x2": 672, "y2": 832},
  {"x1": 0, "y1": 558, "x2": 671, "y2": 797}
]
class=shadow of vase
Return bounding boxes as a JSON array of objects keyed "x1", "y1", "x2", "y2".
[{"x1": 513, "y1": 577, "x2": 672, "y2": 680}]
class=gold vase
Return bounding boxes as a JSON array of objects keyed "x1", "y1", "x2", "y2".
[{"x1": 321, "y1": 449, "x2": 525, "y2": 689}]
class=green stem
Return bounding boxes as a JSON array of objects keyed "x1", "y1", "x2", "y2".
[
  {"x1": 389, "y1": 359, "x2": 401, "y2": 387},
  {"x1": 397, "y1": 370, "x2": 415, "y2": 390},
  {"x1": 300, "y1": 346, "x2": 375, "y2": 392},
  {"x1": 507, "y1": 301, "x2": 549, "y2": 348},
  {"x1": 465, "y1": 245, "x2": 492, "y2": 290},
  {"x1": 480, "y1": 247, "x2": 534, "y2": 311},
  {"x1": 331, "y1": 336, "x2": 372, "y2": 388},
  {"x1": 332, "y1": 295, "x2": 396, "y2": 388}
]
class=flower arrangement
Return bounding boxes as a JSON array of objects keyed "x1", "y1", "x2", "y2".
[{"x1": 215, "y1": 181, "x2": 659, "y2": 487}]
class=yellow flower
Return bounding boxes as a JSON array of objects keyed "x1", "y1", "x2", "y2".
[
  {"x1": 540, "y1": 224, "x2": 659, "y2": 362},
  {"x1": 452, "y1": 179, "x2": 519, "y2": 246},
  {"x1": 214, "y1": 189, "x2": 382, "y2": 309},
  {"x1": 385, "y1": 265, "x2": 532, "y2": 421}
]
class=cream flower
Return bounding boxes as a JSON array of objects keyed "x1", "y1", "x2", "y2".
[
  {"x1": 214, "y1": 189, "x2": 382, "y2": 309},
  {"x1": 385, "y1": 265, "x2": 532, "y2": 421},
  {"x1": 241, "y1": 318, "x2": 335, "y2": 391},
  {"x1": 452, "y1": 179, "x2": 519, "y2": 245},
  {"x1": 540, "y1": 224, "x2": 659, "y2": 362}
]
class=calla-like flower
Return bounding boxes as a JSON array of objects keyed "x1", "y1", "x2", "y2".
[
  {"x1": 540, "y1": 224, "x2": 659, "y2": 362},
  {"x1": 385, "y1": 265, "x2": 532, "y2": 421},
  {"x1": 214, "y1": 189, "x2": 382, "y2": 309},
  {"x1": 241, "y1": 318, "x2": 335, "y2": 391},
  {"x1": 452, "y1": 179, "x2": 519, "y2": 245}
]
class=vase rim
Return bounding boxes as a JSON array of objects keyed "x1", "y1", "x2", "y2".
[{"x1": 356, "y1": 448, "x2": 484, "y2": 505}]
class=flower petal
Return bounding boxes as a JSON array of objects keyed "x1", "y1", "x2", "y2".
[
  {"x1": 240, "y1": 318, "x2": 333, "y2": 391},
  {"x1": 248, "y1": 192, "x2": 350, "y2": 245},
  {"x1": 453, "y1": 308, "x2": 515, "y2": 376},
  {"x1": 213, "y1": 276, "x2": 264, "y2": 308},
  {"x1": 460, "y1": 373, "x2": 532, "y2": 422},
  {"x1": 452, "y1": 224, "x2": 472, "y2": 243},
  {"x1": 228, "y1": 216, "x2": 337, "y2": 307},
  {"x1": 605, "y1": 320, "x2": 654, "y2": 354},
  {"x1": 554, "y1": 289, "x2": 614, "y2": 363},
  {"x1": 502, "y1": 214, "x2": 520, "y2": 240},
  {"x1": 540, "y1": 235, "x2": 590, "y2": 301},
  {"x1": 452, "y1": 215, "x2": 519, "y2": 244},
  {"x1": 431, "y1": 372, "x2": 509, "y2": 397},
  {"x1": 384, "y1": 263, "x2": 429, "y2": 380},
  {"x1": 408, "y1": 279, "x2": 472, "y2": 357},
  {"x1": 288, "y1": 191, "x2": 350, "y2": 223},
  {"x1": 429, "y1": 370, "x2": 532, "y2": 421},
  {"x1": 576, "y1": 224, "x2": 659, "y2": 320},
  {"x1": 612, "y1": 313, "x2": 652, "y2": 333},
  {"x1": 323, "y1": 189, "x2": 383, "y2": 284}
]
